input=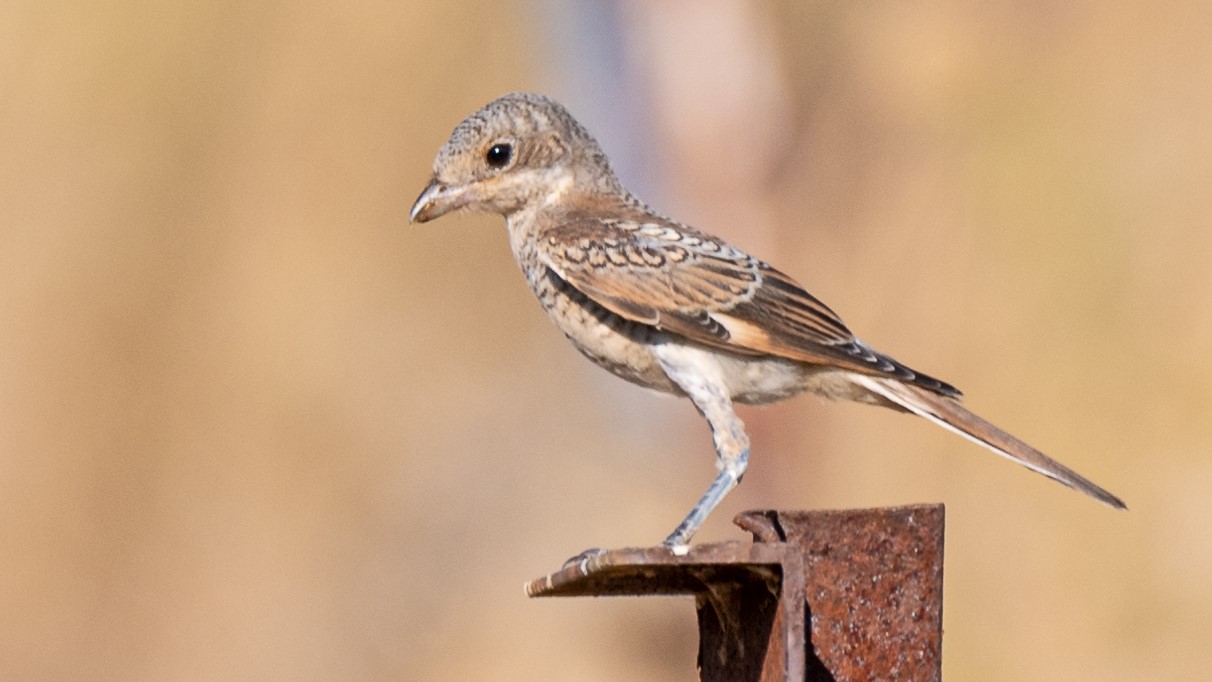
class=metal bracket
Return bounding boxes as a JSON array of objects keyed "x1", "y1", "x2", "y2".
[{"x1": 527, "y1": 505, "x2": 944, "y2": 681}]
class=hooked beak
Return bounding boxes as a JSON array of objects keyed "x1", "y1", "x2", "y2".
[{"x1": 409, "y1": 178, "x2": 473, "y2": 224}]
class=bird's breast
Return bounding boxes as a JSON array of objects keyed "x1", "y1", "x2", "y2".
[{"x1": 508, "y1": 231, "x2": 679, "y2": 394}]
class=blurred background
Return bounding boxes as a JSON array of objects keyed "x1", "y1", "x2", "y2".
[{"x1": 2, "y1": 1, "x2": 1209, "y2": 679}]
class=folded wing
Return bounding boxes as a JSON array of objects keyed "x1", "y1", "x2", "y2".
[{"x1": 535, "y1": 213, "x2": 958, "y2": 396}]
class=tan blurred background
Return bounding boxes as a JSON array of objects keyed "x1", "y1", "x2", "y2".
[{"x1": 2, "y1": 1, "x2": 1209, "y2": 680}]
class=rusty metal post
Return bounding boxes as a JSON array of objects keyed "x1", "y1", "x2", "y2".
[{"x1": 526, "y1": 504, "x2": 944, "y2": 681}]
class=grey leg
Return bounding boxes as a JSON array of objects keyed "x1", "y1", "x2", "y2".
[
  {"x1": 661, "y1": 443, "x2": 749, "y2": 546},
  {"x1": 654, "y1": 345, "x2": 751, "y2": 547}
]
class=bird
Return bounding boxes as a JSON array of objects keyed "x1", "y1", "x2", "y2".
[{"x1": 409, "y1": 92, "x2": 1126, "y2": 547}]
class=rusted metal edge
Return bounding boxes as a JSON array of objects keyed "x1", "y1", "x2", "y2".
[{"x1": 525, "y1": 541, "x2": 785, "y2": 598}]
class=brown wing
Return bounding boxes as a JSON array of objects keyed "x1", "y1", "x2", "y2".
[{"x1": 535, "y1": 214, "x2": 959, "y2": 396}]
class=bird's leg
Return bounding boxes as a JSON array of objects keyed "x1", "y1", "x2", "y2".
[
  {"x1": 655, "y1": 348, "x2": 751, "y2": 548},
  {"x1": 662, "y1": 445, "x2": 749, "y2": 548}
]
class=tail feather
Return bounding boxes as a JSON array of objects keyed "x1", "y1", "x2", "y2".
[{"x1": 851, "y1": 375, "x2": 1127, "y2": 510}]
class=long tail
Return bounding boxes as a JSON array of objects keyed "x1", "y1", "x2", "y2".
[{"x1": 851, "y1": 374, "x2": 1127, "y2": 509}]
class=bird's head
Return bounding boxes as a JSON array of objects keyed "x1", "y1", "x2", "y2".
[{"x1": 409, "y1": 92, "x2": 619, "y2": 223}]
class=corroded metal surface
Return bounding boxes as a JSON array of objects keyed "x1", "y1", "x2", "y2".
[
  {"x1": 527, "y1": 505, "x2": 945, "y2": 681},
  {"x1": 740, "y1": 506, "x2": 946, "y2": 681}
]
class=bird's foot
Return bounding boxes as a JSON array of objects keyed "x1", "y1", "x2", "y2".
[{"x1": 561, "y1": 547, "x2": 606, "y2": 573}]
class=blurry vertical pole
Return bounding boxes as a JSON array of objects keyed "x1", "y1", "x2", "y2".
[
  {"x1": 612, "y1": 0, "x2": 793, "y2": 254},
  {"x1": 528, "y1": 505, "x2": 945, "y2": 681},
  {"x1": 539, "y1": 0, "x2": 792, "y2": 264}
]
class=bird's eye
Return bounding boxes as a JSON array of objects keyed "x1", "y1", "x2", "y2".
[{"x1": 485, "y1": 143, "x2": 513, "y2": 168}]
